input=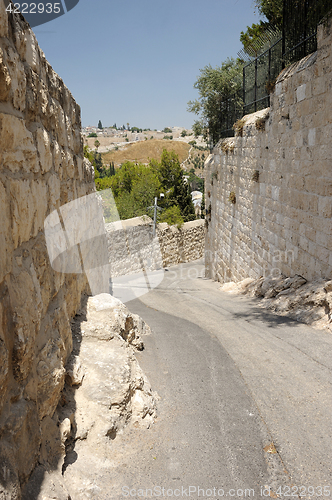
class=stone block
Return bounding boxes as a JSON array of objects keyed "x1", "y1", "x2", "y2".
[
  {"x1": 48, "y1": 174, "x2": 61, "y2": 211},
  {"x1": 0, "y1": 180, "x2": 12, "y2": 283},
  {"x1": 0, "y1": 114, "x2": 38, "y2": 174},
  {"x1": 36, "y1": 127, "x2": 52, "y2": 173},
  {"x1": 318, "y1": 196, "x2": 332, "y2": 218},
  {"x1": 6, "y1": 44, "x2": 26, "y2": 111},
  {"x1": 296, "y1": 84, "x2": 306, "y2": 102},
  {"x1": 0, "y1": 1, "x2": 8, "y2": 37},
  {"x1": 10, "y1": 179, "x2": 35, "y2": 247},
  {"x1": 0, "y1": 47, "x2": 11, "y2": 101},
  {"x1": 312, "y1": 75, "x2": 327, "y2": 96},
  {"x1": 6, "y1": 269, "x2": 42, "y2": 381},
  {"x1": 36, "y1": 336, "x2": 66, "y2": 419}
]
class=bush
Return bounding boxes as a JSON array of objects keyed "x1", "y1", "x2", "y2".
[
  {"x1": 88, "y1": 132, "x2": 97, "y2": 138},
  {"x1": 159, "y1": 205, "x2": 184, "y2": 228}
]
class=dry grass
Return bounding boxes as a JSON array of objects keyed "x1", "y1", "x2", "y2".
[
  {"x1": 255, "y1": 114, "x2": 269, "y2": 131},
  {"x1": 229, "y1": 191, "x2": 236, "y2": 204},
  {"x1": 233, "y1": 117, "x2": 246, "y2": 137},
  {"x1": 221, "y1": 140, "x2": 235, "y2": 154},
  {"x1": 252, "y1": 170, "x2": 260, "y2": 182},
  {"x1": 101, "y1": 140, "x2": 191, "y2": 167}
]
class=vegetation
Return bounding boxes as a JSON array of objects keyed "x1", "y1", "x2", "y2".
[
  {"x1": 98, "y1": 120, "x2": 103, "y2": 129},
  {"x1": 162, "y1": 127, "x2": 172, "y2": 133},
  {"x1": 187, "y1": 0, "x2": 284, "y2": 144},
  {"x1": 187, "y1": 169, "x2": 204, "y2": 192},
  {"x1": 101, "y1": 139, "x2": 190, "y2": 167},
  {"x1": 87, "y1": 147, "x2": 196, "y2": 226},
  {"x1": 254, "y1": 0, "x2": 283, "y2": 28},
  {"x1": 187, "y1": 58, "x2": 243, "y2": 143},
  {"x1": 87, "y1": 132, "x2": 97, "y2": 138}
]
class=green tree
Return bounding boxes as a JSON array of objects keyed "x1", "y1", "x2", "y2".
[
  {"x1": 151, "y1": 150, "x2": 196, "y2": 222},
  {"x1": 94, "y1": 139, "x2": 100, "y2": 150},
  {"x1": 87, "y1": 132, "x2": 97, "y2": 138},
  {"x1": 93, "y1": 151, "x2": 103, "y2": 175},
  {"x1": 98, "y1": 120, "x2": 103, "y2": 129},
  {"x1": 109, "y1": 162, "x2": 115, "y2": 176},
  {"x1": 201, "y1": 192, "x2": 205, "y2": 219},
  {"x1": 181, "y1": 130, "x2": 187, "y2": 137},
  {"x1": 187, "y1": 58, "x2": 243, "y2": 144},
  {"x1": 254, "y1": 0, "x2": 283, "y2": 28},
  {"x1": 159, "y1": 205, "x2": 184, "y2": 228},
  {"x1": 240, "y1": 21, "x2": 271, "y2": 57}
]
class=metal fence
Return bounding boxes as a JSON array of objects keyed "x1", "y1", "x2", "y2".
[
  {"x1": 283, "y1": 0, "x2": 332, "y2": 66},
  {"x1": 211, "y1": 91, "x2": 243, "y2": 143},
  {"x1": 243, "y1": 37, "x2": 282, "y2": 115},
  {"x1": 215, "y1": 0, "x2": 332, "y2": 141}
]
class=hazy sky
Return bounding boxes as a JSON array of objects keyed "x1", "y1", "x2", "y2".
[{"x1": 33, "y1": 0, "x2": 261, "y2": 130}]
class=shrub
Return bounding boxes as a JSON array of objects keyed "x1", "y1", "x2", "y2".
[{"x1": 229, "y1": 191, "x2": 236, "y2": 204}]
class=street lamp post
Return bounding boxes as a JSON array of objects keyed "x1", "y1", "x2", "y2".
[{"x1": 152, "y1": 193, "x2": 164, "y2": 237}]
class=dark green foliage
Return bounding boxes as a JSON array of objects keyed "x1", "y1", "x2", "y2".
[
  {"x1": 152, "y1": 150, "x2": 196, "y2": 223},
  {"x1": 98, "y1": 120, "x2": 103, "y2": 129},
  {"x1": 188, "y1": 170, "x2": 204, "y2": 192},
  {"x1": 159, "y1": 205, "x2": 184, "y2": 228},
  {"x1": 187, "y1": 58, "x2": 243, "y2": 144},
  {"x1": 162, "y1": 127, "x2": 172, "y2": 133},
  {"x1": 87, "y1": 132, "x2": 97, "y2": 138},
  {"x1": 109, "y1": 162, "x2": 115, "y2": 176},
  {"x1": 254, "y1": 0, "x2": 283, "y2": 27},
  {"x1": 201, "y1": 192, "x2": 205, "y2": 219},
  {"x1": 93, "y1": 149, "x2": 196, "y2": 224}
]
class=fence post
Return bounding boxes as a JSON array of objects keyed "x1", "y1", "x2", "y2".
[
  {"x1": 282, "y1": 0, "x2": 286, "y2": 68},
  {"x1": 242, "y1": 66, "x2": 245, "y2": 115},
  {"x1": 254, "y1": 57, "x2": 257, "y2": 113}
]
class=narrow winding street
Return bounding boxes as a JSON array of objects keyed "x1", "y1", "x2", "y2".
[{"x1": 103, "y1": 260, "x2": 332, "y2": 499}]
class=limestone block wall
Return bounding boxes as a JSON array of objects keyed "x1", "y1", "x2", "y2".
[
  {"x1": 0, "y1": 3, "x2": 95, "y2": 494},
  {"x1": 158, "y1": 219, "x2": 205, "y2": 267},
  {"x1": 106, "y1": 217, "x2": 205, "y2": 275},
  {"x1": 205, "y1": 19, "x2": 332, "y2": 284}
]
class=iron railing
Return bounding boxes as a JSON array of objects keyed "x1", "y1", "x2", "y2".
[
  {"x1": 243, "y1": 37, "x2": 282, "y2": 115},
  {"x1": 283, "y1": 0, "x2": 332, "y2": 66},
  {"x1": 212, "y1": 91, "x2": 243, "y2": 143},
  {"x1": 215, "y1": 0, "x2": 332, "y2": 142}
]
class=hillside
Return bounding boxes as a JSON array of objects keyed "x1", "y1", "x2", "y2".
[{"x1": 101, "y1": 139, "x2": 191, "y2": 167}]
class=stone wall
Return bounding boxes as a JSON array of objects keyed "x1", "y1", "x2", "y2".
[
  {"x1": 106, "y1": 217, "x2": 205, "y2": 276},
  {"x1": 205, "y1": 19, "x2": 332, "y2": 284},
  {"x1": 0, "y1": 3, "x2": 95, "y2": 495}
]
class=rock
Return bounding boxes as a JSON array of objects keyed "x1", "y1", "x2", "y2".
[
  {"x1": 56, "y1": 294, "x2": 157, "y2": 498},
  {"x1": 221, "y1": 274, "x2": 332, "y2": 332},
  {"x1": 83, "y1": 293, "x2": 149, "y2": 349},
  {"x1": 22, "y1": 466, "x2": 71, "y2": 500},
  {"x1": 65, "y1": 355, "x2": 84, "y2": 386}
]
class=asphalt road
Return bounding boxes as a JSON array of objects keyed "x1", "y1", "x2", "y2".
[{"x1": 107, "y1": 260, "x2": 332, "y2": 500}]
